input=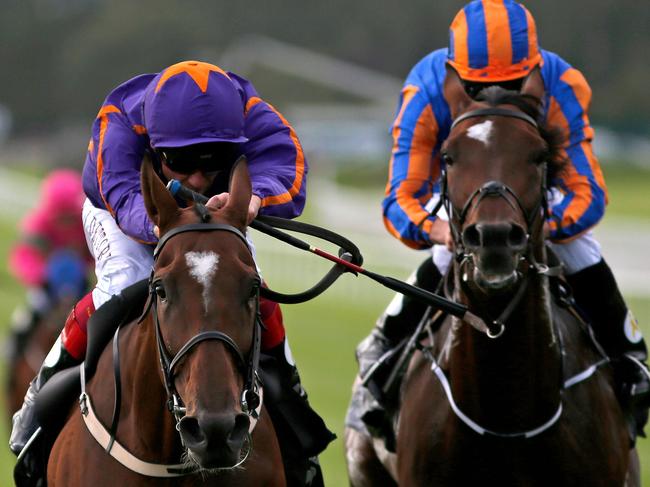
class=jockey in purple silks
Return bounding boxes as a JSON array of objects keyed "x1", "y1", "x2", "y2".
[
  {"x1": 11, "y1": 60, "x2": 333, "y2": 487},
  {"x1": 350, "y1": 0, "x2": 649, "y2": 443}
]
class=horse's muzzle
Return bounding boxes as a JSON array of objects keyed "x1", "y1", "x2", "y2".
[
  {"x1": 178, "y1": 411, "x2": 250, "y2": 469},
  {"x1": 462, "y1": 222, "x2": 528, "y2": 289}
]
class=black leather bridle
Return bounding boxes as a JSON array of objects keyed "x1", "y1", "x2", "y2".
[
  {"x1": 434, "y1": 107, "x2": 559, "y2": 337},
  {"x1": 443, "y1": 107, "x2": 548, "y2": 255},
  {"x1": 147, "y1": 223, "x2": 262, "y2": 430}
]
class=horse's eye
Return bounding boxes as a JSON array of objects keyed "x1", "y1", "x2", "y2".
[
  {"x1": 154, "y1": 282, "x2": 167, "y2": 301},
  {"x1": 441, "y1": 151, "x2": 454, "y2": 166},
  {"x1": 530, "y1": 148, "x2": 549, "y2": 165}
]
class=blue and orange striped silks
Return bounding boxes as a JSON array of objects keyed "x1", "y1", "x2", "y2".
[{"x1": 382, "y1": 48, "x2": 607, "y2": 248}]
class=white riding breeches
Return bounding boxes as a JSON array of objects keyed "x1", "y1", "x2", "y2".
[
  {"x1": 82, "y1": 199, "x2": 259, "y2": 309},
  {"x1": 82, "y1": 199, "x2": 154, "y2": 309}
]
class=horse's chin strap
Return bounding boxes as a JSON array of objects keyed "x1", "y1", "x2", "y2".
[{"x1": 435, "y1": 154, "x2": 561, "y2": 339}]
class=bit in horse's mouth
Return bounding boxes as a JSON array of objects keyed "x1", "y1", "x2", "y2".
[
  {"x1": 182, "y1": 435, "x2": 251, "y2": 475},
  {"x1": 473, "y1": 267, "x2": 518, "y2": 290}
]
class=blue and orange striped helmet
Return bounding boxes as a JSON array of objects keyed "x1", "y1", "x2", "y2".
[{"x1": 447, "y1": 0, "x2": 542, "y2": 82}]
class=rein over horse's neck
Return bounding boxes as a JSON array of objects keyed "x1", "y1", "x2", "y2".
[
  {"x1": 447, "y1": 241, "x2": 561, "y2": 433},
  {"x1": 106, "y1": 315, "x2": 186, "y2": 464}
]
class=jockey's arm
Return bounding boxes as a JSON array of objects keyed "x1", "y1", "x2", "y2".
[
  {"x1": 84, "y1": 106, "x2": 157, "y2": 245},
  {"x1": 382, "y1": 82, "x2": 442, "y2": 250},
  {"x1": 229, "y1": 73, "x2": 307, "y2": 220},
  {"x1": 544, "y1": 63, "x2": 607, "y2": 242}
]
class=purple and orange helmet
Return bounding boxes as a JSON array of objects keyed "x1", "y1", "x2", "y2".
[
  {"x1": 143, "y1": 61, "x2": 249, "y2": 149},
  {"x1": 447, "y1": 0, "x2": 542, "y2": 82}
]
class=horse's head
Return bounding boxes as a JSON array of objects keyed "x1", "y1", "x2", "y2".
[
  {"x1": 141, "y1": 156, "x2": 261, "y2": 470},
  {"x1": 442, "y1": 66, "x2": 564, "y2": 292}
]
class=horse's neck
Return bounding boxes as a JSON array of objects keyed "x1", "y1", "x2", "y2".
[
  {"x1": 446, "y1": 256, "x2": 561, "y2": 428},
  {"x1": 113, "y1": 318, "x2": 184, "y2": 460}
]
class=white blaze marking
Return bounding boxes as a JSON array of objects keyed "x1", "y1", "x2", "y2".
[
  {"x1": 466, "y1": 120, "x2": 494, "y2": 145},
  {"x1": 185, "y1": 251, "x2": 219, "y2": 314}
]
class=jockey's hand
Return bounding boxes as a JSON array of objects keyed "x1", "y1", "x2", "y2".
[
  {"x1": 543, "y1": 221, "x2": 551, "y2": 239},
  {"x1": 247, "y1": 195, "x2": 262, "y2": 224},
  {"x1": 153, "y1": 226, "x2": 160, "y2": 238},
  {"x1": 207, "y1": 192, "x2": 229, "y2": 210},
  {"x1": 206, "y1": 193, "x2": 262, "y2": 225},
  {"x1": 429, "y1": 218, "x2": 454, "y2": 250}
]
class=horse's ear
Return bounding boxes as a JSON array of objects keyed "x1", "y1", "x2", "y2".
[
  {"x1": 141, "y1": 152, "x2": 179, "y2": 232},
  {"x1": 443, "y1": 64, "x2": 472, "y2": 120},
  {"x1": 520, "y1": 66, "x2": 545, "y2": 108},
  {"x1": 223, "y1": 155, "x2": 252, "y2": 228}
]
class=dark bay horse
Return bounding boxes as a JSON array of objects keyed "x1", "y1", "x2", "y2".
[
  {"x1": 346, "y1": 67, "x2": 639, "y2": 486},
  {"x1": 47, "y1": 158, "x2": 285, "y2": 486}
]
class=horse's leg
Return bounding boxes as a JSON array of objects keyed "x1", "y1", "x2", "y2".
[
  {"x1": 624, "y1": 448, "x2": 640, "y2": 487},
  {"x1": 50, "y1": 416, "x2": 134, "y2": 487},
  {"x1": 48, "y1": 413, "x2": 87, "y2": 486},
  {"x1": 247, "y1": 411, "x2": 287, "y2": 487}
]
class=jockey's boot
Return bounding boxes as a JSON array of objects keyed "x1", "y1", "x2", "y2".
[
  {"x1": 354, "y1": 258, "x2": 442, "y2": 437},
  {"x1": 567, "y1": 258, "x2": 650, "y2": 437},
  {"x1": 9, "y1": 291, "x2": 94, "y2": 456},
  {"x1": 259, "y1": 298, "x2": 335, "y2": 487}
]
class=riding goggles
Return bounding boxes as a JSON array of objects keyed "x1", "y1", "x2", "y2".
[{"x1": 157, "y1": 143, "x2": 239, "y2": 175}]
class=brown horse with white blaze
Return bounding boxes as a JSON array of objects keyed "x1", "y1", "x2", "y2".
[
  {"x1": 47, "y1": 158, "x2": 285, "y2": 486},
  {"x1": 346, "y1": 66, "x2": 639, "y2": 486}
]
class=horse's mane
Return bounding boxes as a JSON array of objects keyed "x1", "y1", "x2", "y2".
[{"x1": 475, "y1": 86, "x2": 567, "y2": 183}]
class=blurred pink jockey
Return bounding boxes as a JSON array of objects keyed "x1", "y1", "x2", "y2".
[{"x1": 10, "y1": 169, "x2": 91, "y2": 287}]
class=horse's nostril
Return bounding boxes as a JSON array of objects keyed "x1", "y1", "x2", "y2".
[
  {"x1": 508, "y1": 224, "x2": 528, "y2": 249},
  {"x1": 464, "y1": 222, "x2": 527, "y2": 251},
  {"x1": 178, "y1": 416, "x2": 206, "y2": 448},
  {"x1": 229, "y1": 413, "x2": 250, "y2": 447},
  {"x1": 462, "y1": 224, "x2": 482, "y2": 249}
]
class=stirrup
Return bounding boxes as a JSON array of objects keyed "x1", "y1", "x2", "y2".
[{"x1": 623, "y1": 355, "x2": 650, "y2": 405}]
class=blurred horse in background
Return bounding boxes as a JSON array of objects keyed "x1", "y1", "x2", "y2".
[{"x1": 5, "y1": 250, "x2": 88, "y2": 421}]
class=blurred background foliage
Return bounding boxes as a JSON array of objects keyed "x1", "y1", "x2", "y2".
[{"x1": 2, "y1": 0, "x2": 650, "y2": 137}]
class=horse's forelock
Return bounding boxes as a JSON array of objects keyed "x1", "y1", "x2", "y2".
[{"x1": 474, "y1": 86, "x2": 567, "y2": 183}]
